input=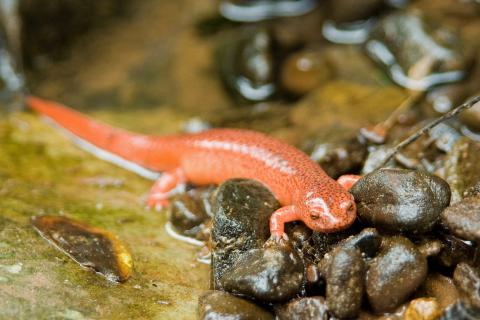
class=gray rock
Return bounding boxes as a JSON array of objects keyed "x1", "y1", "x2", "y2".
[
  {"x1": 441, "y1": 195, "x2": 480, "y2": 242},
  {"x1": 220, "y1": 241, "x2": 304, "y2": 302},
  {"x1": 351, "y1": 168, "x2": 451, "y2": 233},
  {"x1": 211, "y1": 179, "x2": 280, "y2": 288},
  {"x1": 366, "y1": 236, "x2": 428, "y2": 313},
  {"x1": 198, "y1": 290, "x2": 273, "y2": 320}
]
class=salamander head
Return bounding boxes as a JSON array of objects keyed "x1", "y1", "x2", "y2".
[{"x1": 299, "y1": 189, "x2": 356, "y2": 233}]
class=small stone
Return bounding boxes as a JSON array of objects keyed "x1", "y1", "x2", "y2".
[
  {"x1": 31, "y1": 215, "x2": 133, "y2": 283},
  {"x1": 220, "y1": 241, "x2": 304, "y2": 302},
  {"x1": 422, "y1": 273, "x2": 459, "y2": 309},
  {"x1": 439, "y1": 301, "x2": 480, "y2": 320},
  {"x1": 351, "y1": 168, "x2": 451, "y2": 233},
  {"x1": 444, "y1": 137, "x2": 480, "y2": 203},
  {"x1": 280, "y1": 49, "x2": 332, "y2": 96},
  {"x1": 367, "y1": 11, "x2": 468, "y2": 91},
  {"x1": 341, "y1": 227, "x2": 382, "y2": 258},
  {"x1": 169, "y1": 187, "x2": 214, "y2": 241},
  {"x1": 211, "y1": 179, "x2": 280, "y2": 288},
  {"x1": 326, "y1": 247, "x2": 365, "y2": 319},
  {"x1": 436, "y1": 233, "x2": 477, "y2": 268},
  {"x1": 441, "y1": 195, "x2": 480, "y2": 242},
  {"x1": 404, "y1": 298, "x2": 442, "y2": 320},
  {"x1": 198, "y1": 290, "x2": 273, "y2": 320},
  {"x1": 454, "y1": 263, "x2": 480, "y2": 309},
  {"x1": 366, "y1": 236, "x2": 428, "y2": 313},
  {"x1": 307, "y1": 136, "x2": 367, "y2": 179},
  {"x1": 275, "y1": 296, "x2": 328, "y2": 320}
]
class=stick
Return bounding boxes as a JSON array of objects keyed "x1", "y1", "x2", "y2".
[{"x1": 375, "y1": 95, "x2": 480, "y2": 170}]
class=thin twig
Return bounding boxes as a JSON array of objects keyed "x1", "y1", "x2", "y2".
[{"x1": 375, "y1": 95, "x2": 480, "y2": 170}]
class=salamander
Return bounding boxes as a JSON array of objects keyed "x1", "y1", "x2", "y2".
[{"x1": 27, "y1": 96, "x2": 360, "y2": 240}]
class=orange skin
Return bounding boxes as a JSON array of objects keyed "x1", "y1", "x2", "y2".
[{"x1": 27, "y1": 96, "x2": 360, "y2": 240}]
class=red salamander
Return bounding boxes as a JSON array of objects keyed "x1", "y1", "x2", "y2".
[{"x1": 27, "y1": 96, "x2": 359, "y2": 239}]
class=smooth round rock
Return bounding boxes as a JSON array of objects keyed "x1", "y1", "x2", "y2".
[
  {"x1": 220, "y1": 241, "x2": 304, "y2": 302},
  {"x1": 441, "y1": 195, "x2": 480, "y2": 242},
  {"x1": 454, "y1": 263, "x2": 480, "y2": 309},
  {"x1": 198, "y1": 290, "x2": 273, "y2": 320},
  {"x1": 404, "y1": 298, "x2": 442, "y2": 320},
  {"x1": 351, "y1": 168, "x2": 451, "y2": 233},
  {"x1": 366, "y1": 236, "x2": 428, "y2": 313},
  {"x1": 280, "y1": 50, "x2": 332, "y2": 96},
  {"x1": 326, "y1": 247, "x2": 365, "y2": 319},
  {"x1": 211, "y1": 179, "x2": 280, "y2": 288},
  {"x1": 275, "y1": 296, "x2": 328, "y2": 320}
]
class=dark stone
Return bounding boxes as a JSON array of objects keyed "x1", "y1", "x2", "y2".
[
  {"x1": 454, "y1": 263, "x2": 480, "y2": 309},
  {"x1": 366, "y1": 236, "x2": 428, "y2": 313},
  {"x1": 198, "y1": 290, "x2": 273, "y2": 320},
  {"x1": 436, "y1": 233, "x2": 477, "y2": 268},
  {"x1": 326, "y1": 247, "x2": 365, "y2": 319},
  {"x1": 341, "y1": 227, "x2": 381, "y2": 258},
  {"x1": 351, "y1": 168, "x2": 451, "y2": 233},
  {"x1": 211, "y1": 179, "x2": 279, "y2": 289},
  {"x1": 441, "y1": 195, "x2": 480, "y2": 242},
  {"x1": 169, "y1": 187, "x2": 214, "y2": 241},
  {"x1": 217, "y1": 27, "x2": 276, "y2": 103},
  {"x1": 307, "y1": 137, "x2": 367, "y2": 179},
  {"x1": 444, "y1": 138, "x2": 480, "y2": 203},
  {"x1": 275, "y1": 296, "x2": 328, "y2": 320},
  {"x1": 367, "y1": 11, "x2": 469, "y2": 90},
  {"x1": 220, "y1": 241, "x2": 304, "y2": 302}
]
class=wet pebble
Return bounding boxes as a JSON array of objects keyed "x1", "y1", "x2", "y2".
[
  {"x1": 326, "y1": 247, "x2": 365, "y2": 318},
  {"x1": 441, "y1": 195, "x2": 480, "y2": 242},
  {"x1": 366, "y1": 236, "x2": 428, "y2": 313},
  {"x1": 307, "y1": 136, "x2": 367, "y2": 178},
  {"x1": 439, "y1": 301, "x2": 480, "y2": 320},
  {"x1": 454, "y1": 263, "x2": 480, "y2": 309},
  {"x1": 436, "y1": 233, "x2": 477, "y2": 268},
  {"x1": 275, "y1": 296, "x2": 328, "y2": 320},
  {"x1": 422, "y1": 273, "x2": 459, "y2": 309},
  {"x1": 198, "y1": 290, "x2": 273, "y2": 320},
  {"x1": 220, "y1": 240, "x2": 304, "y2": 302},
  {"x1": 211, "y1": 179, "x2": 279, "y2": 288},
  {"x1": 444, "y1": 137, "x2": 480, "y2": 203},
  {"x1": 351, "y1": 168, "x2": 451, "y2": 233},
  {"x1": 169, "y1": 187, "x2": 214, "y2": 241},
  {"x1": 404, "y1": 298, "x2": 442, "y2": 320},
  {"x1": 280, "y1": 49, "x2": 332, "y2": 96},
  {"x1": 366, "y1": 11, "x2": 468, "y2": 90},
  {"x1": 218, "y1": 27, "x2": 276, "y2": 103}
]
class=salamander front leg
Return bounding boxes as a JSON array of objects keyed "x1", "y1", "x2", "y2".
[
  {"x1": 337, "y1": 174, "x2": 361, "y2": 191},
  {"x1": 147, "y1": 167, "x2": 186, "y2": 211},
  {"x1": 269, "y1": 205, "x2": 301, "y2": 242}
]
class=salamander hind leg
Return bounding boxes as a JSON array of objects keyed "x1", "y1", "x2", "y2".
[
  {"x1": 147, "y1": 167, "x2": 187, "y2": 211},
  {"x1": 269, "y1": 205, "x2": 301, "y2": 242}
]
